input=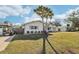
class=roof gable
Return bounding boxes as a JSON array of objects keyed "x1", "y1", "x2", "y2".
[
  {"x1": 23, "y1": 20, "x2": 43, "y2": 25},
  {"x1": 23, "y1": 20, "x2": 56, "y2": 27}
]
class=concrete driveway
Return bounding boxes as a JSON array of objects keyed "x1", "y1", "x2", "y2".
[{"x1": 0, "y1": 35, "x2": 15, "y2": 51}]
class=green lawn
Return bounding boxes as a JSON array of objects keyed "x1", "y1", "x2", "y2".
[{"x1": 1, "y1": 32, "x2": 79, "y2": 54}]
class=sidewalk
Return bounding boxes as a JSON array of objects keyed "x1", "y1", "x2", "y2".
[{"x1": 0, "y1": 35, "x2": 15, "y2": 51}]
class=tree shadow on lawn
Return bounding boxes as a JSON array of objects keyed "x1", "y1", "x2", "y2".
[{"x1": 11, "y1": 34, "x2": 53, "y2": 41}]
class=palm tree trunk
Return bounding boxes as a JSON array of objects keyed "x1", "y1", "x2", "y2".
[
  {"x1": 42, "y1": 17, "x2": 46, "y2": 54},
  {"x1": 46, "y1": 18, "x2": 48, "y2": 32}
]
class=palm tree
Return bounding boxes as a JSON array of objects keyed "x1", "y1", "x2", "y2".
[
  {"x1": 34, "y1": 5, "x2": 47, "y2": 54},
  {"x1": 48, "y1": 9, "x2": 54, "y2": 31},
  {"x1": 44, "y1": 7, "x2": 54, "y2": 32},
  {"x1": 44, "y1": 8, "x2": 49, "y2": 31},
  {"x1": 34, "y1": 6, "x2": 56, "y2": 54},
  {"x1": 48, "y1": 9, "x2": 54, "y2": 23}
]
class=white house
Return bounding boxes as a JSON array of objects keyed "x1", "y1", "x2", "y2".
[
  {"x1": 24, "y1": 21, "x2": 43, "y2": 34},
  {"x1": 59, "y1": 26, "x2": 67, "y2": 32},
  {"x1": 47, "y1": 23, "x2": 58, "y2": 32},
  {"x1": 23, "y1": 20, "x2": 58, "y2": 34}
]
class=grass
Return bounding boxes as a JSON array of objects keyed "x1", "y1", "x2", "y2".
[{"x1": 1, "y1": 32, "x2": 79, "y2": 54}]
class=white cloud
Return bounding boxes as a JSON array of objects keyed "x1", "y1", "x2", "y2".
[
  {"x1": 24, "y1": 14, "x2": 41, "y2": 23},
  {"x1": 66, "y1": 9, "x2": 74, "y2": 15},
  {"x1": 54, "y1": 14, "x2": 67, "y2": 20},
  {"x1": 13, "y1": 23, "x2": 22, "y2": 26},
  {"x1": 25, "y1": 17, "x2": 41, "y2": 23},
  {"x1": 0, "y1": 11, "x2": 8, "y2": 18},
  {"x1": 24, "y1": 13, "x2": 55, "y2": 23},
  {"x1": 7, "y1": 6, "x2": 79, "y2": 24},
  {"x1": 24, "y1": 6, "x2": 79, "y2": 24},
  {"x1": 53, "y1": 7, "x2": 79, "y2": 20},
  {"x1": 53, "y1": 7, "x2": 79, "y2": 25},
  {"x1": 0, "y1": 5, "x2": 31, "y2": 18},
  {"x1": 23, "y1": 7, "x2": 32, "y2": 15},
  {"x1": 31, "y1": 13, "x2": 40, "y2": 18}
]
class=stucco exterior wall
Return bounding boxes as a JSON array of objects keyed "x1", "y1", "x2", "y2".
[
  {"x1": 24, "y1": 22, "x2": 43, "y2": 34},
  {"x1": 24, "y1": 21, "x2": 66, "y2": 34}
]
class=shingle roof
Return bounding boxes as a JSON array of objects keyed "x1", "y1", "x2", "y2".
[
  {"x1": 23, "y1": 20, "x2": 43, "y2": 26},
  {"x1": 23, "y1": 20, "x2": 56, "y2": 27}
]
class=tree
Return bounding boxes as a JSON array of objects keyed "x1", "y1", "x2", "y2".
[
  {"x1": 34, "y1": 6, "x2": 54, "y2": 54},
  {"x1": 48, "y1": 9, "x2": 54, "y2": 21},
  {"x1": 67, "y1": 11, "x2": 79, "y2": 31},
  {"x1": 54, "y1": 21, "x2": 61, "y2": 27},
  {"x1": 34, "y1": 6, "x2": 47, "y2": 54},
  {"x1": 4, "y1": 21, "x2": 9, "y2": 24},
  {"x1": 45, "y1": 8, "x2": 54, "y2": 31}
]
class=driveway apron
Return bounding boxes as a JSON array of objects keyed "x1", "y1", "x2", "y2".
[{"x1": 0, "y1": 35, "x2": 15, "y2": 51}]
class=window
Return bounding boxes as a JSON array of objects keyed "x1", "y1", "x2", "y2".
[
  {"x1": 31, "y1": 31, "x2": 33, "y2": 33},
  {"x1": 30, "y1": 26, "x2": 38, "y2": 29},
  {"x1": 27, "y1": 31, "x2": 29, "y2": 33},
  {"x1": 48, "y1": 27, "x2": 51, "y2": 30},
  {"x1": 38, "y1": 31, "x2": 40, "y2": 33},
  {"x1": 58, "y1": 28, "x2": 61, "y2": 31}
]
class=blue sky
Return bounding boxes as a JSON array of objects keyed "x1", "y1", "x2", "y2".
[{"x1": 0, "y1": 5, "x2": 79, "y2": 25}]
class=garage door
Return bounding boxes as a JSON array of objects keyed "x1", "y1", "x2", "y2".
[{"x1": 0, "y1": 28, "x2": 3, "y2": 35}]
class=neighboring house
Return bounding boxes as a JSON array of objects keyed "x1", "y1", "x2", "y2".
[
  {"x1": 47, "y1": 23, "x2": 58, "y2": 32},
  {"x1": 13, "y1": 28, "x2": 24, "y2": 34},
  {"x1": 12, "y1": 24, "x2": 24, "y2": 34},
  {"x1": 0, "y1": 22, "x2": 12, "y2": 35},
  {"x1": 23, "y1": 20, "x2": 58, "y2": 34},
  {"x1": 57, "y1": 26, "x2": 66, "y2": 32}
]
